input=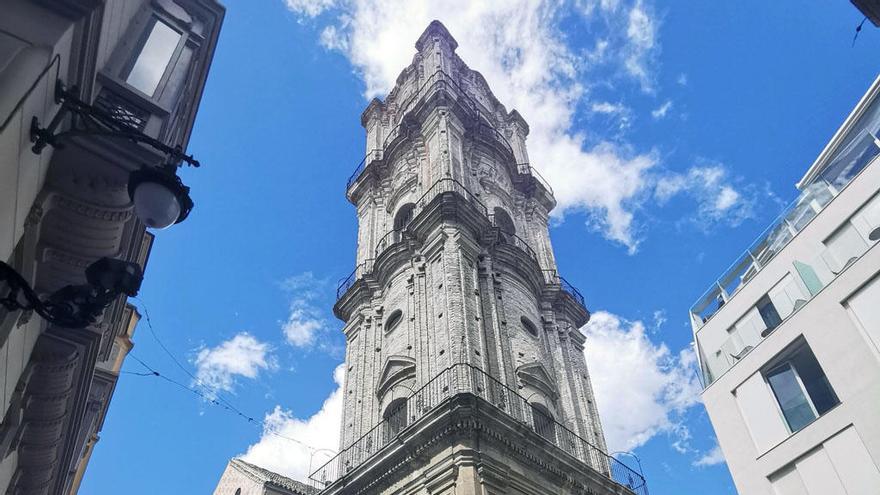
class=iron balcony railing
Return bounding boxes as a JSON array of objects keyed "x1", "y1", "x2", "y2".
[
  {"x1": 336, "y1": 259, "x2": 374, "y2": 300},
  {"x1": 309, "y1": 363, "x2": 647, "y2": 495},
  {"x1": 346, "y1": 149, "x2": 383, "y2": 191},
  {"x1": 517, "y1": 162, "x2": 554, "y2": 196},
  {"x1": 488, "y1": 213, "x2": 539, "y2": 262},
  {"x1": 339, "y1": 178, "x2": 587, "y2": 305},
  {"x1": 543, "y1": 269, "x2": 586, "y2": 307},
  {"x1": 345, "y1": 69, "x2": 519, "y2": 190}
]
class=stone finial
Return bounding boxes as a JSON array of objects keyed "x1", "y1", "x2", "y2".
[
  {"x1": 415, "y1": 20, "x2": 458, "y2": 52},
  {"x1": 508, "y1": 110, "x2": 530, "y2": 137}
]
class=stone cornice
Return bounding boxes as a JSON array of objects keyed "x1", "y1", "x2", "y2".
[{"x1": 319, "y1": 394, "x2": 629, "y2": 495}]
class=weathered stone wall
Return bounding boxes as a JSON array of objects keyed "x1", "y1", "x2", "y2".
[{"x1": 335, "y1": 20, "x2": 608, "y2": 484}]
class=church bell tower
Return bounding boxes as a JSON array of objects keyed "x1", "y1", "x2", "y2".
[{"x1": 311, "y1": 21, "x2": 647, "y2": 495}]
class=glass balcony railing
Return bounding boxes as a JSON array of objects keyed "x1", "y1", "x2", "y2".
[{"x1": 689, "y1": 167, "x2": 880, "y2": 332}]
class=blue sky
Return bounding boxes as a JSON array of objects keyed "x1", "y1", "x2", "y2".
[{"x1": 80, "y1": 2, "x2": 879, "y2": 494}]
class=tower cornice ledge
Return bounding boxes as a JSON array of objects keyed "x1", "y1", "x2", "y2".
[{"x1": 316, "y1": 393, "x2": 632, "y2": 495}]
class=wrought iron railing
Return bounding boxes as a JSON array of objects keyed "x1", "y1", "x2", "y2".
[
  {"x1": 543, "y1": 269, "x2": 586, "y2": 307},
  {"x1": 336, "y1": 259, "x2": 374, "y2": 299},
  {"x1": 346, "y1": 149, "x2": 384, "y2": 191},
  {"x1": 338, "y1": 178, "x2": 488, "y2": 300},
  {"x1": 345, "y1": 69, "x2": 517, "y2": 190},
  {"x1": 308, "y1": 363, "x2": 646, "y2": 495},
  {"x1": 517, "y1": 162, "x2": 555, "y2": 196},
  {"x1": 374, "y1": 228, "x2": 407, "y2": 259},
  {"x1": 414, "y1": 177, "x2": 488, "y2": 217},
  {"x1": 488, "y1": 214, "x2": 538, "y2": 262}
]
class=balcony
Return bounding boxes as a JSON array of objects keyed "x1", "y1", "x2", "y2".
[
  {"x1": 338, "y1": 178, "x2": 586, "y2": 311},
  {"x1": 308, "y1": 363, "x2": 647, "y2": 495},
  {"x1": 694, "y1": 151, "x2": 880, "y2": 386},
  {"x1": 345, "y1": 70, "x2": 531, "y2": 194},
  {"x1": 690, "y1": 149, "x2": 880, "y2": 332}
]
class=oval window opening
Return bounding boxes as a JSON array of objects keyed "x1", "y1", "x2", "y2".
[
  {"x1": 521, "y1": 316, "x2": 539, "y2": 337},
  {"x1": 385, "y1": 309, "x2": 404, "y2": 333}
]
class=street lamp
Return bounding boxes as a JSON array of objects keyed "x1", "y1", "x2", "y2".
[
  {"x1": 30, "y1": 81, "x2": 200, "y2": 229},
  {"x1": 0, "y1": 257, "x2": 143, "y2": 328}
]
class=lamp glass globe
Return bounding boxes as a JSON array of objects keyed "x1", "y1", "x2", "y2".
[{"x1": 133, "y1": 181, "x2": 181, "y2": 229}]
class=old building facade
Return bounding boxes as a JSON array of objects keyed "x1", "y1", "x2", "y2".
[
  {"x1": 0, "y1": 0, "x2": 223, "y2": 493},
  {"x1": 307, "y1": 21, "x2": 645, "y2": 495}
]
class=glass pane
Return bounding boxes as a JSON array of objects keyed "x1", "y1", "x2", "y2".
[
  {"x1": 792, "y1": 347, "x2": 839, "y2": 415},
  {"x1": 126, "y1": 19, "x2": 181, "y2": 96},
  {"x1": 767, "y1": 363, "x2": 816, "y2": 432}
]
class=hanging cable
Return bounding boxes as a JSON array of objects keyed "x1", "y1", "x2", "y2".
[{"x1": 123, "y1": 352, "x2": 328, "y2": 453}]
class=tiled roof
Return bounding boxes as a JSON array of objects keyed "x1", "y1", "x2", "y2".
[{"x1": 231, "y1": 458, "x2": 318, "y2": 495}]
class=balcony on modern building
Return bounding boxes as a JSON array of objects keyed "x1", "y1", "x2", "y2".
[
  {"x1": 334, "y1": 177, "x2": 586, "y2": 321},
  {"x1": 309, "y1": 363, "x2": 647, "y2": 495},
  {"x1": 691, "y1": 78, "x2": 880, "y2": 388}
]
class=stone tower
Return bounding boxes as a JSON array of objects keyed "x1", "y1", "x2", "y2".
[{"x1": 312, "y1": 21, "x2": 646, "y2": 495}]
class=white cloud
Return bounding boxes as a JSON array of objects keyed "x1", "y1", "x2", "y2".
[
  {"x1": 694, "y1": 444, "x2": 726, "y2": 467},
  {"x1": 651, "y1": 100, "x2": 673, "y2": 119},
  {"x1": 284, "y1": 0, "x2": 337, "y2": 18},
  {"x1": 289, "y1": 0, "x2": 663, "y2": 253},
  {"x1": 676, "y1": 72, "x2": 688, "y2": 86},
  {"x1": 591, "y1": 101, "x2": 627, "y2": 115},
  {"x1": 280, "y1": 272, "x2": 330, "y2": 348},
  {"x1": 624, "y1": 0, "x2": 658, "y2": 92},
  {"x1": 194, "y1": 333, "x2": 276, "y2": 396},
  {"x1": 582, "y1": 311, "x2": 702, "y2": 452},
  {"x1": 654, "y1": 164, "x2": 755, "y2": 228},
  {"x1": 241, "y1": 365, "x2": 344, "y2": 481}
]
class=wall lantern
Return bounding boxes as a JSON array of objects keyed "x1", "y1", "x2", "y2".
[
  {"x1": 0, "y1": 81, "x2": 201, "y2": 327},
  {"x1": 0, "y1": 257, "x2": 143, "y2": 329},
  {"x1": 29, "y1": 81, "x2": 200, "y2": 229}
]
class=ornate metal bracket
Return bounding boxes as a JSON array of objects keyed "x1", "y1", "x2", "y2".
[
  {"x1": 0, "y1": 259, "x2": 142, "y2": 329},
  {"x1": 29, "y1": 80, "x2": 200, "y2": 168}
]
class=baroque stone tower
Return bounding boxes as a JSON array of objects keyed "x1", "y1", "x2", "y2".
[{"x1": 312, "y1": 21, "x2": 645, "y2": 495}]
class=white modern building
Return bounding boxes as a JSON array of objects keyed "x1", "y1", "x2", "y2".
[{"x1": 690, "y1": 74, "x2": 880, "y2": 494}]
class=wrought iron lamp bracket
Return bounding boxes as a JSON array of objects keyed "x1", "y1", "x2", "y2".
[{"x1": 29, "y1": 80, "x2": 200, "y2": 168}]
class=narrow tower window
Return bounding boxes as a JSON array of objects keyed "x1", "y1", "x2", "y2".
[
  {"x1": 383, "y1": 398, "x2": 408, "y2": 440},
  {"x1": 530, "y1": 403, "x2": 556, "y2": 443},
  {"x1": 493, "y1": 207, "x2": 516, "y2": 238},
  {"x1": 394, "y1": 203, "x2": 416, "y2": 230}
]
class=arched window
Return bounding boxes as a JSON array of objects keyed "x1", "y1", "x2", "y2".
[
  {"x1": 394, "y1": 203, "x2": 416, "y2": 230},
  {"x1": 385, "y1": 309, "x2": 403, "y2": 334},
  {"x1": 383, "y1": 398, "x2": 408, "y2": 441},
  {"x1": 521, "y1": 316, "x2": 539, "y2": 337},
  {"x1": 234, "y1": 489, "x2": 241, "y2": 495},
  {"x1": 531, "y1": 403, "x2": 556, "y2": 443},
  {"x1": 493, "y1": 207, "x2": 516, "y2": 236}
]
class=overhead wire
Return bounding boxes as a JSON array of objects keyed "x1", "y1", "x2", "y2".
[{"x1": 123, "y1": 299, "x2": 334, "y2": 456}]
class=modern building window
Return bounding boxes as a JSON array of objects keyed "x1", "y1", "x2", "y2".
[
  {"x1": 384, "y1": 309, "x2": 403, "y2": 334},
  {"x1": 125, "y1": 18, "x2": 182, "y2": 96},
  {"x1": 765, "y1": 343, "x2": 839, "y2": 433},
  {"x1": 756, "y1": 295, "x2": 782, "y2": 333},
  {"x1": 521, "y1": 316, "x2": 539, "y2": 337}
]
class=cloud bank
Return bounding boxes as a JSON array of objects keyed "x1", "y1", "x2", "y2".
[{"x1": 582, "y1": 311, "x2": 702, "y2": 452}]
